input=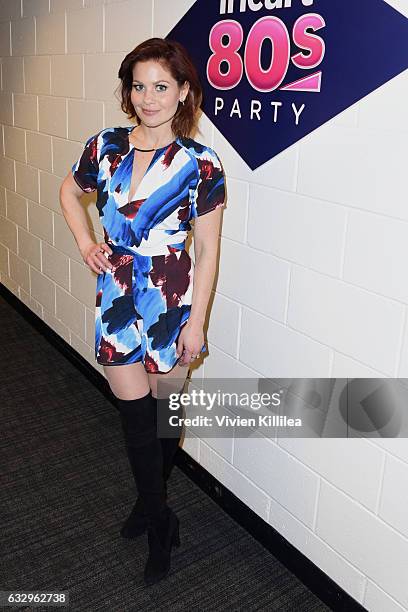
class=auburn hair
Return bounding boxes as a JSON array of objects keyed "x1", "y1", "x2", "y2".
[{"x1": 117, "y1": 37, "x2": 203, "y2": 139}]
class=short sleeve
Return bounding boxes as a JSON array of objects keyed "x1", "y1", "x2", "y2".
[
  {"x1": 71, "y1": 132, "x2": 99, "y2": 192},
  {"x1": 192, "y1": 147, "x2": 226, "y2": 218}
]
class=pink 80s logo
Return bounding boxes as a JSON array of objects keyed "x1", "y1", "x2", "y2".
[{"x1": 207, "y1": 14, "x2": 325, "y2": 92}]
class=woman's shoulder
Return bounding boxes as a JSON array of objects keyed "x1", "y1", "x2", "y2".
[{"x1": 177, "y1": 136, "x2": 223, "y2": 167}]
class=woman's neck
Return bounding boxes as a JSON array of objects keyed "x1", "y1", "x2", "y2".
[{"x1": 130, "y1": 124, "x2": 176, "y2": 149}]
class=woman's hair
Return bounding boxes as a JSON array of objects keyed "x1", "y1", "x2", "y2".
[{"x1": 117, "y1": 37, "x2": 203, "y2": 138}]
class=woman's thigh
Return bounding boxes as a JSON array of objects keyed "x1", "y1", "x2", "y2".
[
  {"x1": 148, "y1": 364, "x2": 190, "y2": 399},
  {"x1": 103, "y1": 362, "x2": 150, "y2": 400}
]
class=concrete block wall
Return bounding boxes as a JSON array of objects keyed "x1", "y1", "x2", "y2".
[{"x1": 0, "y1": 1, "x2": 407, "y2": 609}]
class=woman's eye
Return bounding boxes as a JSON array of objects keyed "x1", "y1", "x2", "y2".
[{"x1": 156, "y1": 85, "x2": 167, "y2": 92}]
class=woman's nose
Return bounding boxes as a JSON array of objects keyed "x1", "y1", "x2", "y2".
[{"x1": 143, "y1": 89, "x2": 157, "y2": 104}]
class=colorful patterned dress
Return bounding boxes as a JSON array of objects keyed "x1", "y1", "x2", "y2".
[{"x1": 72, "y1": 126, "x2": 226, "y2": 373}]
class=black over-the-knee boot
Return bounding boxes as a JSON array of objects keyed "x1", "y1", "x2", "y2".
[
  {"x1": 119, "y1": 391, "x2": 183, "y2": 539},
  {"x1": 115, "y1": 390, "x2": 181, "y2": 585}
]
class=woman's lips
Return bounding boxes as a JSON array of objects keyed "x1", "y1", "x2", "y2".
[{"x1": 142, "y1": 109, "x2": 159, "y2": 115}]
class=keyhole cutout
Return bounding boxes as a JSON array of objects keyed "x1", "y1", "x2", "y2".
[{"x1": 128, "y1": 149, "x2": 157, "y2": 203}]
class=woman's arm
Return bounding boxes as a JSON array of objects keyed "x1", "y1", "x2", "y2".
[
  {"x1": 59, "y1": 172, "x2": 112, "y2": 274},
  {"x1": 176, "y1": 207, "x2": 223, "y2": 366}
]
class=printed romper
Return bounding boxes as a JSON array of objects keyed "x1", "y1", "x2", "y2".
[{"x1": 72, "y1": 126, "x2": 226, "y2": 373}]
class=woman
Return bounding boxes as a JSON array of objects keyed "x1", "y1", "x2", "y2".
[{"x1": 59, "y1": 38, "x2": 226, "y2": 586}]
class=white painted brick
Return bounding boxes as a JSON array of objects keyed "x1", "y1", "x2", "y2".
[
  {"x1": 43, "y1": 309, "x2": 70, "y2": 343},
  {"x1": 344, "y1": 210, "x2": 408, "y2": 303},
  {"x1": 31, "y1": 267, "x2": 56, "y2": 313},
  {"x1": 26, "y1": 131, "x2": 52, "y2": 172},
  {"x1": 358, "y1": 69, "x2": 408, "y2": 134},
  {"x1": 267, "y1": 495, "x2": 366, "y2": 604},
  {"x1": 317, "y1": 481, "x2": 408, "y2": 610},
  {"x1": 9, "y1": 251, "x2": 30, "y2": 293},
  {"x1": 240, "y1": 307, "x2": 331, "y2": 377},
  {"x1": 84, "y1": 53, "x2": 123, "y2": 101},
  {"x1": 11, "y1": 17, "x2": 35, "y2": 56},
  {"x1": 0, "y1": 156, "x2": 15, "y2": 191},
  {"x1": 331, "y1": 352, "x2": 386, "y2": 377},
  {"x1": 6, "y1": 190, "x2": 27, "y2": 229},
  {"x1": 50, "y1": 0, "x2": 83, "y2": 11},
  {"x1": 42, "y1": 240, "x2": 69, "y2": 290},
  {"x1": 105, "y1": 0, "x2": 151, "y2": 53},
  {"x1": 39, "y1": 170, "x2": 64, "y2": 213},
  {"x1": 248, "y1": 185, "x2": 346, "y2": 277},
  {"x1": 2, "y1": 56, "x2": 24, "y2": 92},
  {"x1": 24, "y1": 55, "x2": 51, "y2": 95},
  {"x1": 36, "y1": 12, "x2": 65, "y2": 55},
  {"x1": 70, "y1": 331, "x2": 94, "y2": 363},
  {"x1": 39, "y1": 96, "x2": 67, "y2": 138},
  {"x1": 28, "y1": 200, "x2": 53, "y2": 243},
  {"x1": 279, "y1": 438, "x2": 383, "y2": 511},
  {"x1": 214, "y1": 128, "x2": 297, "y2": 191},
  {"x1": 0, "y1": 20, "x2": 11, "y2": 56},
  {"x1": 288, "y1": 266, "x2": 404, "y2": 375},
  {"x1": 55, "y1": 285, "x2": 85, "y2": 339},
  {"x1": 0, "y1": 242, "x2": 8, "y2": 274},
  {"x1": 0, "y1": 92, "x2": 13, "y2": 124},
  {"x1": 0, "y1": 0, "x2": 21, "y2": 21},
  {"x1": 234, "y1": 434, "x2": 319, "y2": 526},
  {"x1": 53, "y1": 212, "x2": 87, "y2": 263},
  {"x1": 200, "y1": 443, "x2": 270, "y2": 521},
  {"x1": 217, "y1": 240, "x2": 289, "y2": 322},
  {"x1": 70, "y1": 258, "x2": 97, "y2": 307},
  {"x1": 52, "y1": 137, "x2": 83, "y2": 178},
  {"x1": 379, "y1": 454, "x2": 408, "y2": 539},
  {"x1": 369, "y1": 439, "x2": 408, "y2": 466},
  {"x1": 67, "y1": 99, "x2": 103, "y2": 142},
  {"x1": 85, "y1": 306, "x2": 94, "y2": 346},
  {"x1": 104, "y1": 101, "x2": 133, "y2": 128},
  {"x1": 14, "y1": 93, "x2": 38, "y2": 131},
  {"x1": 17, "y1": 226, "x2": 41, "y2": 269},
  {"x1": 364, "y1": 580, "x2": 408, "y2": 612},
  {"x1": 298, "y1": 124, "x2": 408, "y2": 222},
  {"x1": 67, "y1": 6, "x2": 103, "y2": 54},
  {"x1": 51, "y1": 54, "x2": 83, "y2": 98},
  {"x1": 4, "y1": 125, "x2": 26, "y2": 163},
  {"x1": 153, "y1": 0, "x2": 195, "y2": 38},
  {"x1": 204, "y1": 343, "x2": 261, "y2": 378},
  {"x1": 220, "y1": 178, "x2": 247, "y2": 243},
  {"x1": 0, "y1": 214, "x2": 17, "y2": 251},
  {"x1": 0, "y1": 187, "x2": 5, "y2": 216},
  {"x1": 206, "y1": 292, "x2": 239, "y2": 357},
  {"x1": 22, "y1": 0, "x2": 49, "y2": 18},
  {"x1": 15, "y1": 162, "x2": 39, "y2": 201}
]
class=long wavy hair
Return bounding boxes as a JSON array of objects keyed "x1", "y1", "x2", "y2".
[{"x1": 117, "y1": 37, "x2": 203, "y2": 139}]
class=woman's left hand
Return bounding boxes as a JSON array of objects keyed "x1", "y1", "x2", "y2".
[{"x1": 176, "y1": 320, "x2": 204, "y2": 366}]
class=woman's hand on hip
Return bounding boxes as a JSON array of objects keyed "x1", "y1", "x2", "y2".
[
  {"x1": 81, "y1": 242, "x2": 114, "y2": 275},
  {"x1": 176, "y1": 320, "x2": 204, "y2": 366}
]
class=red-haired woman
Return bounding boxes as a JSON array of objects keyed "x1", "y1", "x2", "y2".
[{"x1": 59, "y1": 38, "x2": 226, "y2": 586}]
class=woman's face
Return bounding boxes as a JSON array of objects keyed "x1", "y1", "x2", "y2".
[{"x1": 130, "y1": 60, "x2": 189, "y2": 130}]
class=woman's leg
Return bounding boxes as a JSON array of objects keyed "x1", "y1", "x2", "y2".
[
  {"x1": 147, "y1": 364, "x2": 190, "y2": 485},
  {"x1": 147, "y1": 363, "x2": 190, "y2": 399},
  {"x1": 103, "y1": 362, "x2": 150, "y2": 400},
  {"x1": 104, "y1": 362, "x2": 166, "y2": 530}
]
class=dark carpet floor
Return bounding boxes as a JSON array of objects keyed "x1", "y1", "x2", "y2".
[{"x1": 0, "y1": 294, "x2": 331, "y2": 611}]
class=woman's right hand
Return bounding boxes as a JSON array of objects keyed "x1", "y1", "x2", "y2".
[{"x1": 81, "y1": 242, "x2": 114, "y2": 275}]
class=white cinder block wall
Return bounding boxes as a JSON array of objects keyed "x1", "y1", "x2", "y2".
[{"x1": 0, "y1": 0, "x2": 407, "y2": 609}]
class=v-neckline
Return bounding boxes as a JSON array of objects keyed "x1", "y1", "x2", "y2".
[{"x1": 126, "y1": 127, "x2": 178, "y2": 204}]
